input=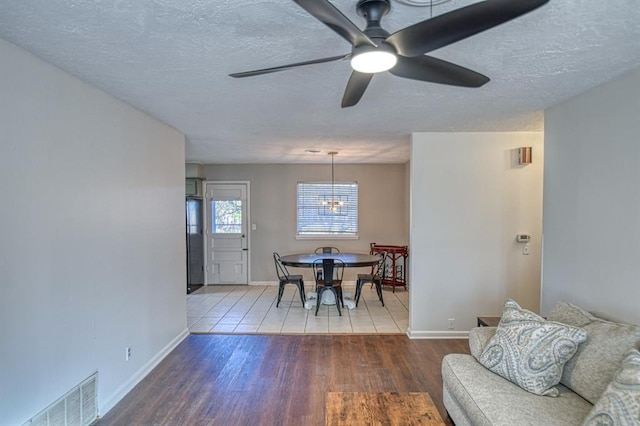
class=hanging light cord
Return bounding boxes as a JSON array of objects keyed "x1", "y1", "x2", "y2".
[{"x1": 329, "y1": 152, "x2": 337, "y2": 210}]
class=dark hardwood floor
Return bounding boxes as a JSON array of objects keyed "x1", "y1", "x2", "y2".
[{"x1": 98, "y1": 334, "x2": 469, "y2": 425}]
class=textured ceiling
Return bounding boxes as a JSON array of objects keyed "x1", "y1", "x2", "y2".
[{"x1": 1, "y1": 0, "x2": 639, "y2": 164}]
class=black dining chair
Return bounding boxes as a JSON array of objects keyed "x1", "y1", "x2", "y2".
[
  {"x1": 314, "y1": 246, "x2": 340, "y2": 254},
  {"x1": 312, "y1": 258, "x2": 345, "y2": 316},
  {"x1": 355, "y1": 252, "x2": 386, "y2": 307},
  {"x1": 273, "y1": 252, "x2": 305, "y2": 307}
]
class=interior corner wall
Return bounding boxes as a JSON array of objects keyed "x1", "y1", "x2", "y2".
[
  {"x1": 0, "y1": 39, "x2": 187, "y2": 424},
  {"x1": 409, "y1": 132, "x2": 544, "y2": 337},
  {"x1": 541, "y1": 68, "x2": 640, "y2": 324}
]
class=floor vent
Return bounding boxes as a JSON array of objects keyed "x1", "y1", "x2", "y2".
[{"x1": 24, "y1": 372, "x2": 98, "y2": 426}]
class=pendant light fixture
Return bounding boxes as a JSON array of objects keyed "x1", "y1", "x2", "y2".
[{"x1": 322, "y1": 151, "x2": 343, "y2": 212}]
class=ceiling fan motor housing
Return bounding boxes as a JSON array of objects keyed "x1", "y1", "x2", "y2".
[{"x1": 357, "y1": 0, "x2": 392, "y2": 40}]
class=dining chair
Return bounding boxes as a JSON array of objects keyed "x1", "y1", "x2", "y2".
[
  {"x1": 273, "y1": 252, "x2": 305, "y2": 307},
  {"x1": 312, "y1": 258, "x2": 345, "y2": 316},
  {"x1": 355, "y1": 252, "x2": 386, "y2": 307},
  {"x1": 314, "y1": 246, "x2": 340, "y2": 254}
]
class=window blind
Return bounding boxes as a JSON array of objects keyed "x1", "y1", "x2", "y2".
[{"x1": 297, "y1": 182, "x2": 358, "y2": 237}]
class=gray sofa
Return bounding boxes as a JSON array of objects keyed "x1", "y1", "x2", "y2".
[{"x1": 442, "y1": 302, "x2": 640, "y2": 426}]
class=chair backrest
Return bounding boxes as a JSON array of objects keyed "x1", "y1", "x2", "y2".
[
  {"x1": 273, "y1": 252, "x2": 290, "y2": 280},
  {"x1": 314, "y1": 246, "x2": 340, "y2": 254},
  {"x1": 313, "y1": 258, "x2": 345, "y2": 286},
  {"x1": 373, "y1": 252, "x2": 386, "y2": 277}
]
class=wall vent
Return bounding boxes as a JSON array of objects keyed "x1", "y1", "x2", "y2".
[{"x1": 23, "y1": 372, "x2": 98, "y2": 426}]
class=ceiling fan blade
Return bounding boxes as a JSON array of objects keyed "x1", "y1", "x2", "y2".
[
  {"x1": 293, "y1": 0, "x2": 376, "y2": 48},
  {"x1": 229, "y1": 54, "x2": 349, "y2": 78},
  {"x1": 390, "y1": 55, "x2": 489, "y2": 87},
  {"x1": 341, "y1": 71, "x2": 373, "y2": 108},
  {"x1": 386, "y1": 0, "x2": 549, "y2": 57}
]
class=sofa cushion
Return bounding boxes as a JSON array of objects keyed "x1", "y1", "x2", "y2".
[
  {"x1": 548, "y1": 301, "x2": 640, "y2": 404},
  {"x1": 479, "y1": 299, "x2": 587, "y2": 396},
  {"x1": 442, "y1": 353, "x2": 593, "y2": 426},
  {"x1": 582, "y1": 349, "x2": 640, "y2": 425},
  {"x1": 469, "y1": 326, "x2": 497, "y2": 360}
]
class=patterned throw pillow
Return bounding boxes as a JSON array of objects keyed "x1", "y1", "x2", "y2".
[
  {"x1": 582, "y1": 349, "x2": 640, "y2": 426},
  {"x1": 479, "y1": 299, "x2": 588, "y2": 396}
]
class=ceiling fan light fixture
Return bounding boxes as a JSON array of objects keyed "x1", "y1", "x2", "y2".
[
  {"x1": 350, "y1": 44, "x2": 397, "y2": 73},
  {"x1": 231, "y1": 0, "x2": 550, "y2": 106}
]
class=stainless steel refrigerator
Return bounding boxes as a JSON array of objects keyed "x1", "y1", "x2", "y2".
[{"x1": 186, "y1": 197, "x2": 204, "y2": 292}]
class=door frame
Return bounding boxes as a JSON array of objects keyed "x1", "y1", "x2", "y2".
[{"x1": 203, "y1": 180, "x2": 251, "y2": 285}]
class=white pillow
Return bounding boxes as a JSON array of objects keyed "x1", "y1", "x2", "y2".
[
  {"x1": 479, "y1": 299, "x2": 587, "y2": 396},
  {"x1": 582, "y1": 349, "x2": 640, "y2": 425}
]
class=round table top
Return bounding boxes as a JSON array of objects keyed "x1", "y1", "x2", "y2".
[{"x1": 279, "y1": 252, "x2": 381, "y2": 268}]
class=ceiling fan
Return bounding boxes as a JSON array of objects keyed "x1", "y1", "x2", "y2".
[{"x1": 230, "y1": 0, "x2": 549, "y2": 108}]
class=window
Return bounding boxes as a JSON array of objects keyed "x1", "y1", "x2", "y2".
[
  {"x1": 297, "y1": 182, "x2": 358, "y2": 238},
  {"x1": 211, "y1": 200, "x2": 243, "y2": 233}
]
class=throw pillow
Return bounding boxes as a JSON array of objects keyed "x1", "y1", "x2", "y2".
[
  {"x1": 479, "y1": 299, "x2": 587, "y2": 396},
  {"x1": 548, "y1": 301, "x2": 640, "y2": 404},
  {"x1": 582, "y1": 349, "x2": 640, "y2": 426}
]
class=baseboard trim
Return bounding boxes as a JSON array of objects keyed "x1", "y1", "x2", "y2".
[
  {"x1": 99, "y1": 327, "x2": 190, "y2": 417},
  {"x1": 406, "y1": 329, "x2": 469, "y2": 339}
]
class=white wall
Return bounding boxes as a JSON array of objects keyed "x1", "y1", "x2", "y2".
[
  {"x1": 409, "y1": 132, "x2": 544, "y2": 337},
  {"x1": 202, "y1": 163, "x2": 409, "y2": 282},
  {"x1": 541, "y1": 69, "x2": 640, "y2": 324},
  {"x1": 0, "y1": 39, "x2": 187, "y2": 424}
]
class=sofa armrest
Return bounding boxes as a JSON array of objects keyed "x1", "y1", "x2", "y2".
[{"x1": 469, "y1": 326, "x2": 496, "y2": 359}]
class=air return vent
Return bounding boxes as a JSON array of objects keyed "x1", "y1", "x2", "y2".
[{"x1": 23, "y1": 372, "x2": 98, "y2": 426}]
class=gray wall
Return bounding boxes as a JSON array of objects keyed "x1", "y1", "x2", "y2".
[
  {"x1": 541, "y1": 68, "x2": 640, "y2": 324},
  {"x1": 409, "y1": 132, "x2": 544, "y2": 337},
  {"x1": 0, "y1": 39, "x2": 187, "y2": 424},
  {"x1": 202, "y1": 163, "x2": 409, "y2": 282}
]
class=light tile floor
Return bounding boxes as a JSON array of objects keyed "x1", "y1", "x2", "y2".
[{"x1": 187, "y1": 283, "x2": 409, "y2": 334}]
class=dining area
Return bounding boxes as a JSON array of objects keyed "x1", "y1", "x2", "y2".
[
  {"x1": 187, "y1": 245, "x2": 409, "y2": 334},
  {"x1": 275, "y1": 248, "x2": 386, "y2": 315},
  {"x1": 273, "y1": 243, "x2": 407, "y2": 316}
]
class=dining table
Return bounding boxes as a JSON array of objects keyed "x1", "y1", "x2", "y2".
[{"x1": 279, "y1": 252, "x2": 381, "y2": 310}]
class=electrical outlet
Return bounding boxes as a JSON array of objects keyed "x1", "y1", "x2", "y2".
[
  {"x1": 125, "y1": 347, "x2": 131, "y2": 361},
  {"x1": 448, "y1": 318, "x2": 455, "y2": 329}
]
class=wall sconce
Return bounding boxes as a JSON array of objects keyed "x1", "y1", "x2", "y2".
[{"x1": 518, "y1": 147, "x2": 532, "y2": 165}]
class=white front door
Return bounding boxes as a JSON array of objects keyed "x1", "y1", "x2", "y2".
[{"x1": 204, "y1": 182, "x2": 249, "y2": 284}]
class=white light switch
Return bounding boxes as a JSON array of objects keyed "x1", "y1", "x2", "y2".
[
  {"x1": 251, "y1": 224, "x2": 257, "y2": 231},
  {"x1": 523, "y1": 244, "x2": 530, "y2": 255}
]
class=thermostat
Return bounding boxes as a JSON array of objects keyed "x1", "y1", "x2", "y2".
[{"x1": 517, "y1": 234, "x2": 531, "y2": 243}]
